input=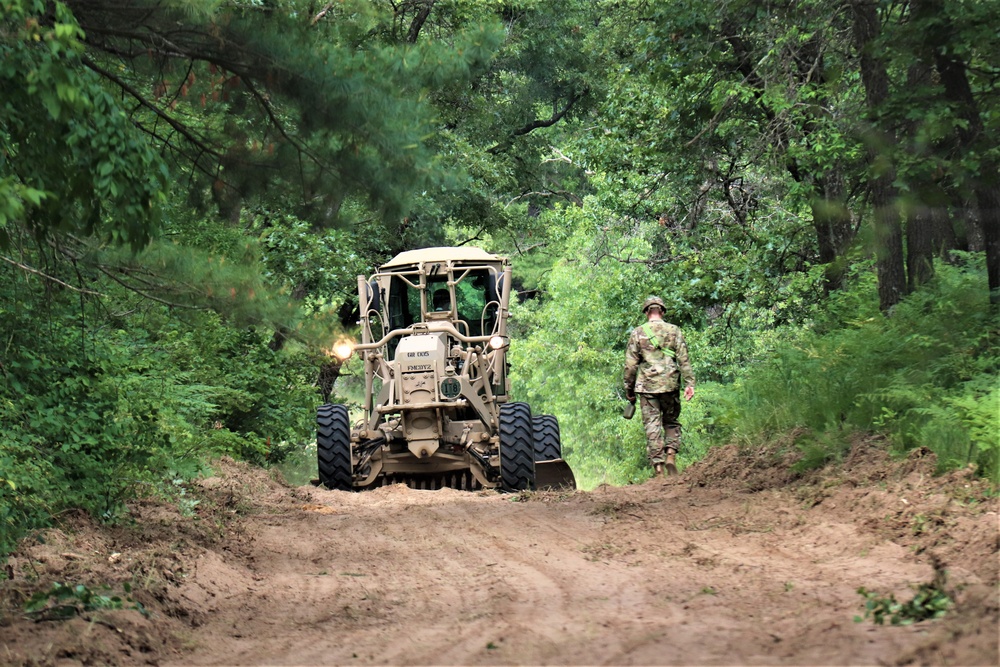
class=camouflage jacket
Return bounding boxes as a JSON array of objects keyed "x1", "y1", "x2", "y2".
[{"x1": 623, "y1": 320, "x2": 695, "y2": 394}]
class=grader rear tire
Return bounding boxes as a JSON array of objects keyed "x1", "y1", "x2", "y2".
[
  {"x1": 532, "y1": 414, "x2": 562, "y2": 461},
  {"x1": 499, "y1": 402, "x2": 536, "y2": 491},
  {"x1": 317, "y1": 404, "x2": 353, "y2": 490}
]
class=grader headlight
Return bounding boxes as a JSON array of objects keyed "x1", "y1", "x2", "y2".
[
  {"x1": 331, "y1": 338, "x2": 355, "y2": 361},
  {"x1": 488, "y1": 335, "x2": 509, "y2": 350}
]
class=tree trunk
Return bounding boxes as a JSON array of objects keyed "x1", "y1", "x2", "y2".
[
  {"x1": 965, "y1": 209, "x2": 985, "y2": 253},
  {"x1": 811, "y1": 171, "x2": 855, "y2": 291},
  {"x1": 268, "y1": 282, "x2": 309, "y2": 352},
  {"x1": 907, "y1": 204, "x2": 935, "y2": 291},
  {"x1": 903, "y1": 182, "x2": 962, "y2": 290},
  {"x1": 318, "y1": 359, "x2": 342, "y2": 403},
  {"x1": 929, "y1": 201, "x2": 959, "y2": 260},
  {"x1": 849, "y1": 0, "x2": 907, "y2": 311},
  {"x1": 914, "y1": 0, "x2": 1000, "y2": 304},
  {"x1": 933, "y1": 50, "x2": 1000, "y2": 303},
  {"x1": 406, "y1": 1, "x2": 435, "y2": 43},
  {"x1": 902, "y1": 63, "x2": 937, "y2": 291},
  {"x1": 976, "y1": 187, "x2": 1000, "y2": 304}
]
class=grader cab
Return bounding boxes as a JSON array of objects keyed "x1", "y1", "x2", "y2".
[{"x1": 317, "y1": 247, "x2": 575, "y2": 492}]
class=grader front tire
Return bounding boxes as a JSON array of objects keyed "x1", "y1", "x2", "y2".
[
  {"x1": 499, "y1": 402, "x2": 536, "y2": 491},
  {"x1": 317, "y1": 403, "x2": 353, "y2": 491}
]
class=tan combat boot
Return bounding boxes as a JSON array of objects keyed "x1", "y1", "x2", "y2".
[
  {"x1": 653, "y1": 463, "x2": 664, "y2": 478},
  {"x1": 665, "y1": 449, "x2": 678, "y2": 476}
]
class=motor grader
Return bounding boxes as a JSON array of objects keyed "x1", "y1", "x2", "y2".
[{"x1": 316, "y1": 246, "x2": 575, "y2": 492}]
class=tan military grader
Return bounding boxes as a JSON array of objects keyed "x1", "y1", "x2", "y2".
[{"x1": 317, "y1": 247, "x2": 575, "y2": 492}]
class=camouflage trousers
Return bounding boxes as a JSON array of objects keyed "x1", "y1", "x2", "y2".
[{"x1": 638, "y1": 392, "x2": 682, "y2": 465}]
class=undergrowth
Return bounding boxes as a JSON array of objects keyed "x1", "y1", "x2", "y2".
[
  {"x1": 22, "y1": 581, "x2": 150, "y2": 621},
  {"x1": 0, "y1": 254, "x2": 317, "y2": 558},
  {"x1": 713, "y1": 256, "x2": 999, "y2": 482},
  {"x1": 854, "y1": 566, "x2": 953, "y2": 626}
]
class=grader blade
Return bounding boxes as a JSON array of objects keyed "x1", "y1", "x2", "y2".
[{"x1": 534, "y1": 459, "x2": 576, "y2": 491}]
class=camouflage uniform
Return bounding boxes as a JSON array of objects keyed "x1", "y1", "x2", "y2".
[{"x1": 623, "y1": 320, "x2": 695, "y2": 465}]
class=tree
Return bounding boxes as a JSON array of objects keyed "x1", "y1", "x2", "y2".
[
  {"x1": 363, "y1": 0, "x2": 604, "y2": 251},
  {"x1": 64, "y1": 0, "x2": 500, "y2": 228},
  {"x1": 0, "y1": 0, "x2": 504, "y2": 552},
  {"x1": 581, "y1": 0, "x2": 997, "y2": 312},
  {"x1": 849, "y1": 0, "x2": 908, "y2": 311},
  {"x1": 906, "y1": 0, "x2": 1000, "y2": 304},
  {"x1": 1, "y1": 0, "x2": 168, "y2": 251}
]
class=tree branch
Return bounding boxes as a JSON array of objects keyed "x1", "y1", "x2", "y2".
[
  {"x1": 505, "y1": 189, "x2": 583, "y2": 207},
  {"x1": 0, "y1": 255, "x2": 103, "y2": 295},
  {"x1": 311, "y1": 3, "x2": 335, "y2": 26},
  {"x1": 407, "y1": 1, "x2": 435, "y2": 43},
  {"x1": 92, "y1": 264, "x2": 203, "y2": 310},
  {"x1": 488, "y1": 91, "x2": 583, "y2": 155},
  {"x1": 81, "y1": 56, "x2": 223, "y2": 163}
]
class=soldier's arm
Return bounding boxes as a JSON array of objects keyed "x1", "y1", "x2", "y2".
[
  {"x1": 623, "y1": 330, "x2": 640, "y2": 398},
  {"x1": 675, "y1": 331, "x2": 695, "y2": 389}
]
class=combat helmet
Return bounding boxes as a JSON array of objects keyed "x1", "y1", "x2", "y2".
[{"x1": 642, "y1": 295, "x2": 666, "y2": 313}]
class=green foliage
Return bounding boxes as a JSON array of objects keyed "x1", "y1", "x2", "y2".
[
  {"x1": 23, "y1": 581, "x2": 148, "y2": 620},
  {"x1": 509, "y1": 208, "x2": 994, "y2": 489},
  {"x1": 0, "y1": 0, "x2": 169, "y2": 249},
  {"x1": 854, "y1": 574, "x2": 953, "y2": 626},
  {"x1": 0, "y1": 244, "x2": 318, "y2": 556},
  {"x1": 393, "y1": 0, "x2": 603, "y2": 242},
  {"x1": 712, "y1": 255, "x2": 999, "y2": 481},
  {"x1": 1, "y1": 0, "x2": 502, "y2": 558},
  {"x1": 508, "y1": 209, "x2": 719, "y2": 488}
]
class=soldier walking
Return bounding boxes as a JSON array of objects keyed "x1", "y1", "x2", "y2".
[{"x1": 623, "y1": 296, "x2": 695, "y2": 477}]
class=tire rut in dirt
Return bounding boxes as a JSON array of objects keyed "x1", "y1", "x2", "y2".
[
  {"x1": 532, "y1": 414, "x2": 562, "y2": 461},
  {"x1": 499, "y1": 402, "x2": 536, "y2": 491},
  {"x1": 317, "y1": 403, "x2": 352, "y2": 490}
]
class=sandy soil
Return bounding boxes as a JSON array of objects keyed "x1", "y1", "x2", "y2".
[{"x1": 1, "y1": 441, "x2": 997, "y2": 666}]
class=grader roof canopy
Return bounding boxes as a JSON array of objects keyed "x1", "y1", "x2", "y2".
[{"x1": 380, "y1": 246, "x2": 503, "y2": 269}]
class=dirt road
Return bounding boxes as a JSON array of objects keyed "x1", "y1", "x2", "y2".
[{"x1": 1, "y1": 444, "x2": 997, "y2": 666}]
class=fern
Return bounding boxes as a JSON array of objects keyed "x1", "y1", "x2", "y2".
[{"x1": 712, "y1": 255, "x2": 999, "y2": 481}]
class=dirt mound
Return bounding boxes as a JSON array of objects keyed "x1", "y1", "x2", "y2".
[
  {"x1": 1, "y1": 449, "x2": 996, "y2": 666},
  {"x1": 0, "y1": 458, "x2": 295, "y2": 666}
]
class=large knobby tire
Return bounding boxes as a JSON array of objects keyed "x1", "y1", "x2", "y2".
[
  {"x1": 499, "y1": 402, "x2": 536, "y2": 491},
  {"x1": 317, "y1": 404, "x2": 353, "y2": 491},
  {"x1": 532, "y1": 414, "x2": 562, "y2": 461}
]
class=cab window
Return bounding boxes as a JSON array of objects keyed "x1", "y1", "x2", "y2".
[
  {"x1": 386, "y1": 269, "x2": 498, "y2": 341},
  {"x1": 455, "y1": 270, "x2": 497, "y2": 337}
]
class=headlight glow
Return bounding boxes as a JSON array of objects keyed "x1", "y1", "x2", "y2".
[
  {"x1": 489, "y1": 335, "x2": 507, "y2": 350},
  {"x1": 331, "y1": 339, "x2": 355, "y2": 360}
]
